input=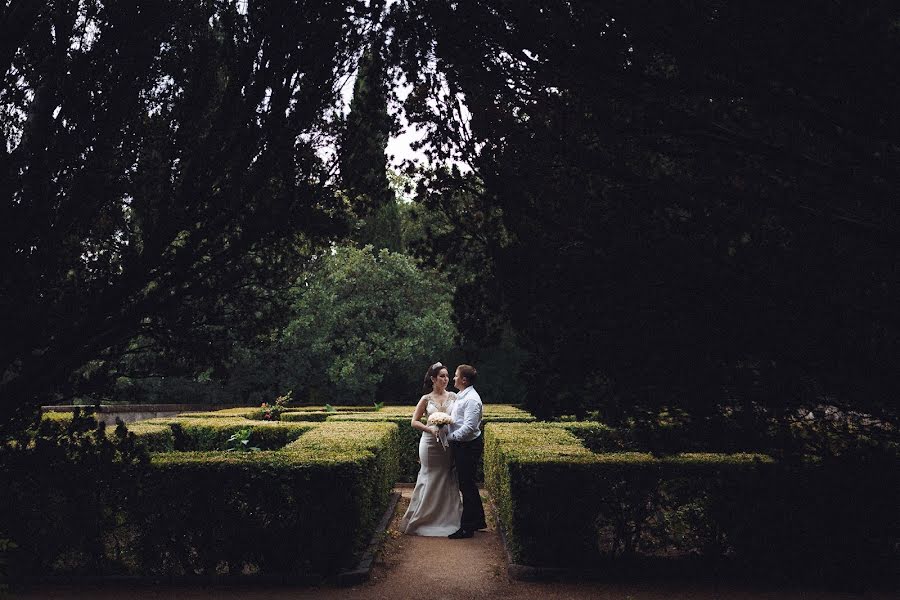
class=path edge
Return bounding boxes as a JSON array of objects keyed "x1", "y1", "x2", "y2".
[{"x1": 334, "y1": 490, "x2": 402, "y2": 586}]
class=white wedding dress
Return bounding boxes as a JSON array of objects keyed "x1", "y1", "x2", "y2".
[{"x1": 399, "y1": 392, "x2": 464, "y2": 536}]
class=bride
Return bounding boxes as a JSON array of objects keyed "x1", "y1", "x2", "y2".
[{"x1": 399, "y1": 362, "x2": 463, "y2": 535}]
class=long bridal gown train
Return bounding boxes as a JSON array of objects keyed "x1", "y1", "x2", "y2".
[{"x1": 399, "y1": 392, "x2": 463, "y2": 536}]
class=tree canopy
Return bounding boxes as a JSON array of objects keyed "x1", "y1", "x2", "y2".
[
  {"x1": 2, "y1": 1, "x2": 897, "y2": 437},
  {"x1": 0, "y1": 0, "x2": 371, "y2": 431},
  {"x1": 388, "y1": 1, "x2": 900, "y2": 426}
]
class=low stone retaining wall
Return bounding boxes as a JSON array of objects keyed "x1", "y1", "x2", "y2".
[{"x1": 40, "y1": 404, "x2": 242, "y2": 425}]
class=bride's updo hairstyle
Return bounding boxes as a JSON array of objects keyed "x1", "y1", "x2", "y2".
[{"x1": 422, "y1": 362, "x2": 445, "y2": 394}]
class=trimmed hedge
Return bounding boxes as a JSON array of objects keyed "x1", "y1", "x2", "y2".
[
  {"x1": 5, "y1": 416, "x2": 399, "y2": 578},
  {"x1": 180, "y1": 407, "x2": 261, "y2": 418},
  {"x1": 2, "y1": 412, "x2": 148, "y2": 577},
  {"x1": 486, "y1": 423, "x2": 777, "y2": 567},
  {"x1": 328, "y1": 404, "x2": 536, "y2": 482},
  {"x1": 122, "y1": 422, "x2": 175, "y2": 452},
  {"x1": 552, "y1": 421, "x2": 639, "y2": 452},
  {"x1": 286, "y1": 405, "x2": 376, "y2": 412},
  {"x1": 484, "y1": 422, "x2": 898, "y2": 582},
  {"x1": 39, "y1": 411, "x2": 76, "y2": 424},
  {"x1": 325, "y1": 414, "x2": 418, "y2": 481},
  {"x1": 123, "y1": 419, "x2": 398, "y2": 577},
  {"x1": 128, "y1": 417, "x2": 315, "y2": 451},
  {"x1": 280, "y1": 411, "x2": 333, "y2": 422}
]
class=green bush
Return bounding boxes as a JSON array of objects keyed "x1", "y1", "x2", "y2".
[
  {"x1": 484, "y1": 422, "x2": 898, "y2": 583},
  {"x1": 4, "y1": 413, "x2": 400, "y2": 579},
  {"x1": 552, "y1": 421, "x2": 638, "y2": 452},
  {"x1": 1, "y1": 409, "x2": 149, "y2": 577},
  {"x1": 279, "y1": 411, "x2": 333, "y2": 422},
  {"x1": 326, "y1": 414, "x2": 418, "y2": 481},
  {"x1": 133, "y1": 417, "x2": 313, "y2": 451},
  {"x1": 178, "y1": 407, "x2": 259, "y2": 419},
  {"x1": 329, "y1": 405, "x2": 536, "y2": 482},
  {"x1": 39, "y1": 410, "x2": 77, "y2": 424},
  {"x1": 486, "y1": 422, "x2": 779, "y2": 568},
  {"x1": 131, "y1": 420, "x2": 398, "y2": 576},
  {"x1": 122, "y1": 422, "x2": 176, "y2": 452}
]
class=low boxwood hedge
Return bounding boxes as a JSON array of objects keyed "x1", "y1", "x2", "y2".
[
  {"x1": 178, "y1": 407, "x2": 261, "y2": 418},
  {"x1": 486, "y1": 423, "x2": 781, "y2": 569},
  {"x1": 328, "y1": 405, "x2": 536, "y2": 482},
  {"x1": 485, "y1": 422, "x2": 898, "y2": 582},
  {"x1": 123, "y1": 422, "x2": 176, "y2": 452},
  {"x1": 122, "y1": 419, "x2": 398, "y2": 577},
  {"x1": 280, "y1": 411, "x2": 333, "y2": 422},
  {"x1": 130, "y1": 417, "x2": 314, "y2": 451}
]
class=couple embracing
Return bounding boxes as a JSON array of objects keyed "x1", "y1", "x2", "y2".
[{"x1": 399, "y1": 362, "x2": 487, "y2": 539}]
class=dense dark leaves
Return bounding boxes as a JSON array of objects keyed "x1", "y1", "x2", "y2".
[
  {"x1": 1, "y1": 0, "x2": 369, "y2": 431},
  {"x1": 339, "y1": 37, "x2": 404, "y2": 252},
  {"x1": 0, "y1": 410, "x2": 149, "y2": 576},
  {"x1": 389, "y1": 1, "x2": 899, "y2": 428}
]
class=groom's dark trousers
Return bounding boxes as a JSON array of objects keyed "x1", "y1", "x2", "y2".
[{"x1": 452, "y1": 433, "x2": 486, "y2": 530}]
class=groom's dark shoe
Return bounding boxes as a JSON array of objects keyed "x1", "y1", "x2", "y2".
[{"x1": 448, "y1": 528, "x2": 473, "y2": 539}]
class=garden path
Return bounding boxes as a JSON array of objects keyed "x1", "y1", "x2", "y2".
[{"x1": 15, "y1": 487, "x2": 893, "y2": 599}]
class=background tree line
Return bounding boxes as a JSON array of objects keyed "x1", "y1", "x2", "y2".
[
  {"x1": 2, "y1": 1, "x2": 897, "y2": 447},
  {"x1": 387, "y1": 0, "x2": 899, "y2": 442}
]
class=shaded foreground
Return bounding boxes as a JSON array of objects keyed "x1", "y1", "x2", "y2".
[{"x1": 13, "y1": 488, "x2": 895, "y2": 600}]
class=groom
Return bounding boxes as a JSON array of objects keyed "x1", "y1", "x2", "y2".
[{"x1": 447, "y1": 364, "x2": 487, "y2": 539}]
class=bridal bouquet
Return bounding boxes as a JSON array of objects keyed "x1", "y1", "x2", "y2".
[{"x1": 427, "y1": 411, "x2": 453, "y2": 450}]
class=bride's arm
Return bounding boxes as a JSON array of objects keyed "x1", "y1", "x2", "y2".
[{"x1": 411, "y1": 396, "x2": 437, "y2": 436}]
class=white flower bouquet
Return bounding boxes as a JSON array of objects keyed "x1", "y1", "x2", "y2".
[
  {"x1": 427, "y1": 411, "x2": 453, "y2": 427},
  {"x1": 427, "y1": 411, "x2": 453, "y2": 450}
]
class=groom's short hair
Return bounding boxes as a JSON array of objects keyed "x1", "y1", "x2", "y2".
[{"x1": 457, "y1": 364, "x2": 477, "y2": 385}]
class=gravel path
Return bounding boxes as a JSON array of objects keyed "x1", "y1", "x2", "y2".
[{"x1": 12, "y1": 488, "x2": 893, "y2": 599}]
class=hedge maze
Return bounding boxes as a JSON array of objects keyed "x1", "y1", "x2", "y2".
[{"x1": 17, "y1": 405, "x2": 896, "y2": 584}]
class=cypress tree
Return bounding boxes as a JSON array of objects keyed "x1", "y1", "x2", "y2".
[{"x1": 339, "y1": 38, "x2": 403, "y2": 252}]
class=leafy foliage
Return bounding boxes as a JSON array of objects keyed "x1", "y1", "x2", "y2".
[
  {"x1": 0, "y1": 0, "x2": 370, "y2": 431},
  {"x1": 485, "y1": 422, "x2": 898, "y2": 585},
  {"x1": 340, "y1": 37, "x2": 404, "y2": 252},
  {"x1": 130, "y1": 420, "x2": 399, "y2": 577},
  {"x1": 225, "y1": 428, "x2": 261, "y2": 452},
  {"x1": 227, "y1": 244, "x2": 456, "y2": 404},
  {"x1": 0, "y1": 409, "x2": 149, "y2": 576},
  {"x1": 387, "y1": 1, "x2": 900, "y2": 430},
  {"x1": 286, "y1": 245, "x2": 455, "y2": 403}
]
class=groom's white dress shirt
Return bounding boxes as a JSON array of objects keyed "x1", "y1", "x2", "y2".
[{"x1": 448, "y1": 386, "x2": 483, "y2": 442}]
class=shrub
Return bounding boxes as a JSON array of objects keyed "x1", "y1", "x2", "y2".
[
  {"x1": 279, "y1": 411, "x2": 332, "y2": 422},
  {"x1": 326, "y1": 414, "x2": 417, "y2": 481},
  {"x1": 0, "y1": 409, "x2": 149, "y2": 577},
  {"x1": 136, "y1": 418, "x2": 313, "y2": 451},
  {"x1": 130, "y1": 420, "x2": 398, "y2": 576},
  {"x1": 122, "y1": 422, "x2": 175, "y2": 452},
  {"x1": 329, "y1": 404, "x2": 536, "y2": 482},
  {"x1": 484, "y1": 422, "x2": 898, "y2": 584}
]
